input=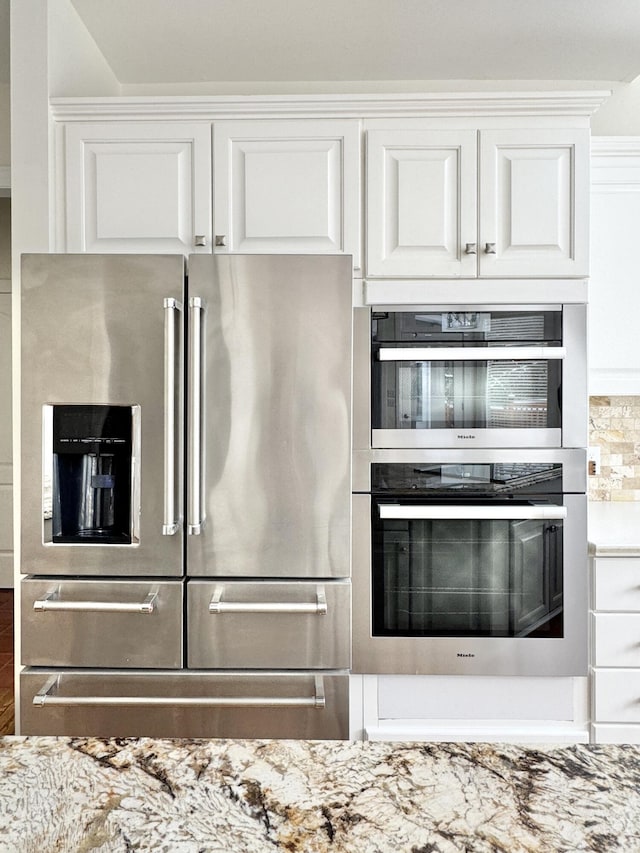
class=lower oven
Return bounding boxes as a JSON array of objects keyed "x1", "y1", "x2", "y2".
[{"x1": 352, "y1": 449, "x2": 587, "y2": 676}]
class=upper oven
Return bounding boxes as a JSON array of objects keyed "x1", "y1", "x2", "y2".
[{"x1": 353, "y1": 304, "x2": 587, "y2": 451}]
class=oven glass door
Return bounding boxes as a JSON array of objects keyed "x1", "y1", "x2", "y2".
[
  {"x1": 372, "y1": 498, "x2": 565, "y2": 640},
  {"x1": 371, "y1": 310, "x2": 564, "y2": 448},
  {"x1": 372, "y1": 348, "x2": 563, "y2": 442}
]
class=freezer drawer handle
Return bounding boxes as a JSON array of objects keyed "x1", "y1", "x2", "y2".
[
  {"x1": 163, "y1": 297, "x2": 182, "y2": 536},
  {"x1": 377, "y1": 346, "x2": 566, "y2": 362},
  {"x1": 188, "y1": 296, "x2": 204, "y2": 535},
  {"x1": 33, "y1": 590, "x2": 158, "y2": 614},
  {"x1": 33, "y1": 675, "x2": 326, "y2": 709},
  {"x1": 378, "y1": 505, "x2": 568, "y2": 521},
  {"x1": 208, "y1": 585, "x2": 328, "y2": 615}
]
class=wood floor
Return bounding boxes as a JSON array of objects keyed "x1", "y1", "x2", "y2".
[{"x1": 0, "y1": 590, "x2": 14, "y2": 734}]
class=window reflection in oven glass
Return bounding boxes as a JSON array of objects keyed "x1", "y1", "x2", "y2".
[{"x1": 378, "y1": 358, "x2": 560, "y2": 431}]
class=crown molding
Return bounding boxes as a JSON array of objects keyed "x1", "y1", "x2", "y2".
[
  {"x1": 591, "y1": 137, "x2": 640, "y2": 157},
  {"x1": 591, "y1": 137, "x2": 640, "y2": 190},
  {"x1": 49, "y1": 90, "x2": 611, "y2": 122}
]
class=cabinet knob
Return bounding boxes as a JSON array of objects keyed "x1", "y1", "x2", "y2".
[
  {"x1": 484, "y1": 242, "x2": 496, "y2": 255},
  {"x1": 464, "y1": 243, "x2": 477, "y2": 255},
  {"x1": 215, "y1": 235, "x2": 227, "y2": 247},
  {"x1": 194, "y1": 235, "x2": 207, "y2": 247}
]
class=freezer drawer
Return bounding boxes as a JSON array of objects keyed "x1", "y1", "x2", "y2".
[
  {"x1": 187, "y1": 580, "x2": 351, "y2": 669},
  {"x1": 21, "y1": 579, "x2": 183, "y2": 668},
  {"x1": 20, "y1": 670, "x2": 349, "y2": 739}
]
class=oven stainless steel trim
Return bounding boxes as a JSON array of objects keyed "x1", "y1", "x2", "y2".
[
  {"x1": 561, "y1": 303, "x2": 589, "y2": 448},
  {"x1": 353, "y1": 447, "x2": 587, "y2": 494},
  {"x1": 351, "y1": 490, "x2": 588, "y2": 677},
  {"x1": 372, "y1": 427, "x2": 563, "y2": 450}
]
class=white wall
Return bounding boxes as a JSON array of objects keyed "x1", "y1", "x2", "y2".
[
  {"x1": 48, "y1": 0, "x2": 119, "y2": 97},
  {"x1": 0, "y1": 84, "x2": 9, "y2": 168},
  {"x1": 591, "y1": 79, "x2": 640, "y2": 135}
]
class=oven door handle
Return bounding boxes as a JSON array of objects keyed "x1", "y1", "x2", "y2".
[
  {"x1": 377, "y1": 346, "x2": 566, "y2": 361},
  {"x1": 378, "y1": 505, "x2": 568, "y2": 520}
]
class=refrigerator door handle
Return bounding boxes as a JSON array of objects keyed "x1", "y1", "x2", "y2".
[
  {"x1": 188, "y1": 296, "x2": 204, "y2": 535},
  {"x1": 163, "y1": 297, "x2": 182, "y2": 536}
]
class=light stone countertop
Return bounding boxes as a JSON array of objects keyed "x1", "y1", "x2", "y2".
[
  {"x1": 0, "y1": 737, "x2": 640, "y2": 852},
  {"x1": 589, "y1": 500, "x2": 640, "y2": 555}
]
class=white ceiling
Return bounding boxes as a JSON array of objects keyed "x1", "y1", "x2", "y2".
[{"x1": 3, "y1": 0, "x2": 640, "y2": 87}]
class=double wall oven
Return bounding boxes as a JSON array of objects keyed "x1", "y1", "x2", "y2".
[{"x1": 353, "y1": 303, "x2": 588, "y2": 677}]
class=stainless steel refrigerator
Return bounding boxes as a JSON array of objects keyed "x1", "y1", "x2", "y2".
[{"x1": 19, "y1": 253, "x2": 352, "y2": 738}]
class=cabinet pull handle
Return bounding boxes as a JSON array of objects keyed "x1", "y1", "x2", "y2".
[
  {"x1": 33, "y1": 590, "x2": 158, "y2": 614},
  {"x1": 215, "y1": 235, "x2": 227, "y2": 247},
  {"x1": 209, "y1": 585, "x2": 328, "y2": 615},
  {"x1": 484, "y1": 242, "x2": 496, "y2": 254},
  {"x1": 163, "y1": 298, "x2": 182, "y2": 536},
  {"x1": 33, "y1": 675, "x2": 326, "y2": 709},
  {"x1": 194, "y1": 235, "x2": 207, "y2": 247},
  {"x1": 464, "y1": 243, "x2": 477, "y2": 255}
]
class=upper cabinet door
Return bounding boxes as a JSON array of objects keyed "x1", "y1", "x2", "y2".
[
  {"x1": 63, "y1": 122, "x2": 212, "y2": 254},
  {"x1": 366, "y1": 130, "x2": 477, "y2": 278},
  {"x1": 479, "y1": 129, "x2": 589, "y2": 278},
  {"x1": 213, "y1": 120, "x2": 361, "y2": 273}
]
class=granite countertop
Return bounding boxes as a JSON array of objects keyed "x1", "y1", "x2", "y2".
[
  {"x1": 589, "y1": 501, "x2": 640, "y2": 555},
  {"x1": 1, "y1": 737, "x2": 639, "y2": 852}
]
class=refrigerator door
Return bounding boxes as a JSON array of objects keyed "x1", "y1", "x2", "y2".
[
  {"x1": 187, "y1": 254, "x2": 352, "y2": 578},
  {"x1": 21, "y1": 254, "x2": 184, "y2": 576}
]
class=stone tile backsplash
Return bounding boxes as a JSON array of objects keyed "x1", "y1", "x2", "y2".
[{"x1": 589, "y1": 396, "x2": 640, "y2": 501}]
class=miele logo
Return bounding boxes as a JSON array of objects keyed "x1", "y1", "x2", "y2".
[
  {"x1": 457, "y1": 653, "x2": 476, "y2": 658},
  {"x1": 457, "y1": 434, "x2": 476, "y2": 439}
]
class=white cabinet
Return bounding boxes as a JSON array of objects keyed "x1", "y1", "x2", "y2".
[
  {"x1": 213, "y1": 120, "x2": 361, "y2": 272},
  {"x1": 366, "y1": 128, "x2": 589, "y2": 278},
  {"x1": 62, "y1": 122, "x2": 212, "y2": 254},
  {"x1": 359, "y1": 674, "x2": 588, "y2": 743},
  {"x1": 589, "y1": 139, "x2": 640, "y2": 394},
  {"x1": 366, "y1": 130, "x2": 477, "y2": 277},
  {"x1": 591, "y1": 556, "x2": 640, "y2": 743}
]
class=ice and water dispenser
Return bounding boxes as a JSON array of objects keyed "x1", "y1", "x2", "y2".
[{"x1": 48, "y1": 405, "x2": 134, "y2": 544}]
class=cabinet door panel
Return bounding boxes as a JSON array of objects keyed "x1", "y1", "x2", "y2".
[
  {"x1": 214, "y1": 120, "x2": 360, "y2": 271},
  {"x1": 367, "y1": 130, "x2": 477, "y2": 277},
  {"x1": 479, "y1": 129, "x2": 588, "y2": 277},
  {"x1": 594, "y1": 614, "x2": 640, "y2": 667},
  {"x1": 594, "y1": 557, "x2": 640, "y2": 611},
  {"x1": 64, "y1": 122, "x2": 212, "y2": 255}
]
